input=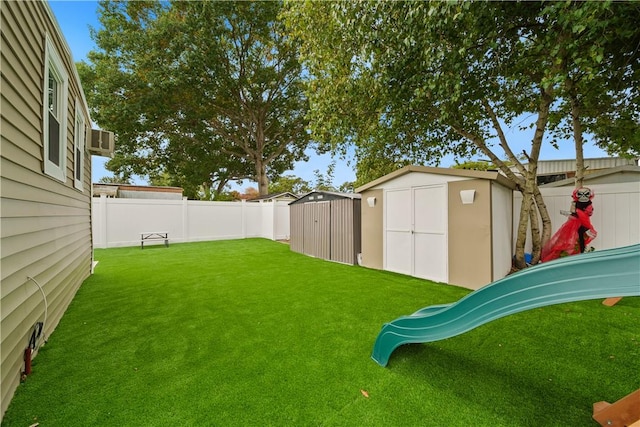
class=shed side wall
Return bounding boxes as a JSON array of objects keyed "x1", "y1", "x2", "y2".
[
  {"x1": 330, "y1": 199, "x2": 360, "y2": 264},
  {"x1": 447, "y1": 180, "x2": 492, "y2": 289},
  {"x1": 359, "y1": 189, "x2": 383, "y2": 269},
  {"x1": 289, "y1": 204, "x2": 304, "y2": 254},
  {"x1": 1, "y1": 1, "x2": 92, "y2": 417},
  {"x1": 491, "y1": 182, "x2": 513, "y2": 281}
]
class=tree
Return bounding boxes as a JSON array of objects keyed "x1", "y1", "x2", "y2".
[
  {"x1": 98, "y1": 175, "x2": 131, "y2": 184},
  {"x1": 285, "y1": 1, "x2": 640, "y2": 267},
  {"x1": 539, "y1": 1, "x2": 640, "y2": 185},
  {"x1": 337, "y1": 181, "x2": 355, "y2": 193},
  {"x1": 311, "y1": 161, "x2": 344, "y2": 191},
  {"x1": 268, "y1": 174, "x2": 311, "y2": 194},
  {"x1": 452, "y1": 161, "x2": 497, "y2": 172},
  {"x1": 240, "y1": 187, "x2": 260, "y2": 200},
  {"x1": 81, "y1": 0, "x2": 311, "y2": 198}
]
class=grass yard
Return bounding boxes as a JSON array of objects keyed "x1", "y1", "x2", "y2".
[{"x1": 3, "y1": 239, "x2": 639, "y2": 426}]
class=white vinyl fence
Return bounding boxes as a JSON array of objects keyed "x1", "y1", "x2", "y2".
[
  {"x1": 514, "y1": 181, "x2": 640, "y2": 253},
  {"x1": 92, "y1": 196, "x2": 290, "y2": 248}
]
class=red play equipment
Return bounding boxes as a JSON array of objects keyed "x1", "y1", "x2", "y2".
[{"x1": 541, "y1": 187, "x2": 597, "y2": 262}]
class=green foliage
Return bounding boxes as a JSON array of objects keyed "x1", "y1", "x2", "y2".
[
  {"x1": 284, "y1": 1, "x2": 640, "y2": 265},
  {"x1": 452, "y1": 159, "x2": 513, "y2": 171},
  {"x1": 337, "y1": 181, "x2": 355, "y2": 193},
  {"x1": 538, "y1": 1, "x2": 640, "y2": 158},
  {"x1": 213, "y1": 190, "x2": 242, "y2": 202},
  {"x1": 97, "y1": 175, "x2": 131, "y2": 184},
  {"x1": 268, "y1": 174, "x2": 311, "y2": 195},
  {"x1": 80, "y1": 0, "x2": 311, "y2": 197},
  {"x1": 452, "y1": 161, "x2": 494, "y2": 171},
  {"x1": 312, "y1": 161, "x2": 337, "y2": 191}
]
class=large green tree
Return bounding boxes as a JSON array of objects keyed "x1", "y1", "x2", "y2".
[
  {"x1": 80, "y1": 0, "x2": 311, "y2": 198},
  {"x1": 541, "y1": 1, "x2": 640, "y2": 184},
  {"x1": 268, "y1": 174, "x2": 311, "y2": 194},
  {"x1": 286, "y1": 1, "x2": 639, "y2": 267}
]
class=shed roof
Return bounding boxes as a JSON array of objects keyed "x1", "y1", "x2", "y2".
[
  {"x1": 247, "y1": 192, "x2": 298, "y2": 202},
  {"x1": 355, "y1": 165, "x2": 516, "y2": 193},
  {"x1": 289, "y1": 190, "x2": 361, "y2": 205},
  {"x1": 92, "y1": 183, "x2": 184, "y2": 199},
  {"x1": 524, "y1": 157, "x2": 638, "y2": 175},
  {"x1": 540, "y1": 165, "x2": 640, "y2": 187}
]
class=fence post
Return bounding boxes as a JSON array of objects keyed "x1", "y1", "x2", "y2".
[
  {"x1": 271, "y1": 200, "x2": 277, "y2": 240},
  {"x1": 99, "y1": 194, "x2": 108, "y2": 248},
  {"x1": 182, "y1": 196, "x2": 189, "y2": 244},
  {"x1": 241, "y1": 199, "x2": 247, "y2": 239}
]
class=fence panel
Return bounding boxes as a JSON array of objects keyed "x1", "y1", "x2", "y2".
[
  {"x1": 92, "y1": 197, "x2": 290, "y2": 248},
  {"x1": 187, "y1": 201, "x2": 244, "y2": 242},
  {"x1": 513, "y1": 182, "x2": 640, "y2": 253}
]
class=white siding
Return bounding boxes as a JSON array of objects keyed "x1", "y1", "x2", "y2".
[
  {"x1": 491, "y1": 182, "x2": 513, "y2": 280},
  {"x1": 514, "y1": 182, "x2": 640, "y2": 252}
]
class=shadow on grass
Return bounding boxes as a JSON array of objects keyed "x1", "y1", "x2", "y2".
[{"x1": 386, "y1": 322, "x2": 628, "y2": 426}]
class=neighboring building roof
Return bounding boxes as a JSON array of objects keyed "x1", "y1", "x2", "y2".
[
  {"x1": 289, "y1": 190, "x2": 361, "y2": 205},
  {"x1": 521, "y1": 157, "x2": 638, "y2": 176},
  {"x1": 540, "y1": 165, "x2": 640, "y2": 187},
  {"x1": 93, "y1": 183, "x2": 184, "y2": 199},
  {"x1": 355, "y1": 165, "x2": 516, "y2": 193},
  {"x1": 246, "y1": 192, "x2": 299, "y2": 202}
]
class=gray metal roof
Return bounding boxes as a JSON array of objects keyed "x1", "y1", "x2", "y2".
[
  {"x1": 289, "y1": 190, "x2": 361, "y2": 205},
  {"x1": 521, "y1": 157, "x2": 638, "y2": 175},
  {"x1": 540, "y1": 165, "x2": 640, "y2": 187}
]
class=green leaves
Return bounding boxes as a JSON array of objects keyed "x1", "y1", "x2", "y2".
[{"x1": 81, "y1": 1, "x2": 311, "y2": 197}]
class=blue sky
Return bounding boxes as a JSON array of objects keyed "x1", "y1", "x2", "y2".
[{"x1": 48, "y1": 0, "x2": 609, "y2": 190}]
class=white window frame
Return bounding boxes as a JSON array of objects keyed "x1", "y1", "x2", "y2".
[
  {"x1": 43, "y1": 34, "x2": 69, "y2": 182},
  {"x1": 73, "y1": 99, "x2": 86, "y2": 190}
]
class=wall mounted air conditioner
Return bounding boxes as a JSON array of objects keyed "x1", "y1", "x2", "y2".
[{"x1": 88, "y1": 129, "x2": 115, "y2": 156}]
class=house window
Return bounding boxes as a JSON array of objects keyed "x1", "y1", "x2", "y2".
[
  {"x1": 43, "y1": 35, "x2": 68, "y2": 182},
  {"x1": 74, "y1": 99, "x2": 86, "y2": 190}
]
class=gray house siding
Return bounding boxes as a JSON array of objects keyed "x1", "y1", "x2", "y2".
[{"x1": 1, "y1": 0, "x2": 94, "y2": 418}]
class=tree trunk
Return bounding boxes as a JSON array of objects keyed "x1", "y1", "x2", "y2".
[
  {"x1": 570, "y1": 90, "x2": 586, "y2": 188},
  {"x1": 514, "y1": 187, "x2": 533, "y2": 270},
  {"x1": 214, "y1": 180, "x2": 227, "y2": 198},
  {"x1": 528, "y1": 196, "x2": 542, "y2": 264},
  {"x1": 532, "y1": 186, "x2": 552, "y2": 253},
  {"x1": 255, "y1": 158, "x2": 269, "y2": 195},
  {"x1": 524, "y1": 86, "x2": 553, "y2": 262}
]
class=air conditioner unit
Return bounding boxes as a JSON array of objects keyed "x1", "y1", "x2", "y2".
[{"x1": 88, "y1": 129, "x2": 115, "y2": 156}]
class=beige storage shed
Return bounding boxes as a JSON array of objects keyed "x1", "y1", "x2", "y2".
[
  {"x1": 289, "y1": 191, "x2": 361, "y2": 265},
  {"x1": 356, "y1": 166, "x2": 516, "y2": 290}
]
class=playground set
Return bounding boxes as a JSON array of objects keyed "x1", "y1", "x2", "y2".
[{"x1": 372, "y1": 188, "x2": 640, "y2": 426}]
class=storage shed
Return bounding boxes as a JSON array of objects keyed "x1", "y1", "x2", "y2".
[
  {"x1": 289, "y1": 191, "x2": 361, "y2": 265},
  {"x1": 356, "y1": 166, "x2": 516, "y2": 290}
]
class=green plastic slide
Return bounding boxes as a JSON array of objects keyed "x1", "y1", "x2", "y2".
[{"x1": 372, "y1": 244, "x2": 640, "y2": 367}]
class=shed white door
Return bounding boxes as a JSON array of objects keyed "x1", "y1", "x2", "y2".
[
  {"x1": 385, "y1": 185, "x2": 448, "y2": 282},
  {"x1": 385, "y1": 189, "x2": 413, "y2": 275}
]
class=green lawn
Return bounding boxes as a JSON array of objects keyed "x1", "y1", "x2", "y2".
[{"x1": 3, "y1": 239, "x2": 639, "y2": 426}]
